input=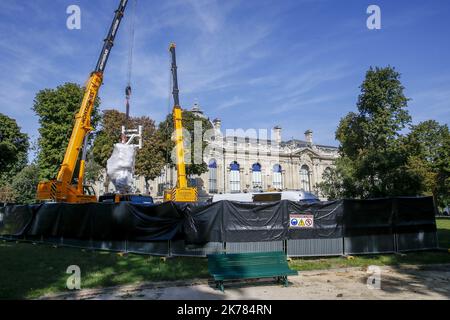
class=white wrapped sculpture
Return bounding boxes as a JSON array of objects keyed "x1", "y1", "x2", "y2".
[{"x1": 106, "y1": 143, "x2": 136, "y2": 194}]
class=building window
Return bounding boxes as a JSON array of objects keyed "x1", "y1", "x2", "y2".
[
  {"x1": 229, "y1": 161, "x2": 240, "y2": 193},
  {"x1": 208, "y1": 159, "x2": 218, "y2": 194},
  {"x1": 252, "y1": 163, "x2": 262, "y2": 191},
  {"x1": 273, "y1": 164, "x2": 282, "y2": 190},
  {"x1": 300, "y1": 165, "x2": 311, "y2": 192}
]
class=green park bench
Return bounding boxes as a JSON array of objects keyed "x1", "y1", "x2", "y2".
[{"x1": 207, "y1": 251, "x2": 298, "y2": 292}]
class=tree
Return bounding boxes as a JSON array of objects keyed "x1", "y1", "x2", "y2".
[
  {"x1": 316, "y1": 158, "x2": 350, "y2": 200},
  {"x1": 83, "y1": 150, "x2": 103, "y2": 185},
  {"x1": 0, "y1": 113, "x2": 29, "y2": 184},
  {"x1": 405, "y1": 120, "x2": 450, "y2": 210},
  {"x1": 33, "y1": 83, "x2": 100, "y2": 180},
  {"x1": 321, "y1": 66, "x2": 420, "y2": 199},
  {"x1": 135, "y1": 136, "x2": 166, "y2": 193},
  {"x1": 0, "y1": 184, "x2": 15, "y2": 203},
  {"x1": 11, "y1": 165, "x2": 40, "y2": 204},
  {"x1": 157, "y1": 110, "x2": 213, "y2": 176}
]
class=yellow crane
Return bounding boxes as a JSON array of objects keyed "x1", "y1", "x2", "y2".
[
  {"x1": 163, "y1": 43, "x2": 198, "y2": 202},
  {"x1": 37, "y1": 0, "x2": 129, "y2": 203}
]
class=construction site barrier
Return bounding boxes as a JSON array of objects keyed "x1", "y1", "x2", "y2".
[{"x1": 0, "y1": 197, "x2": 439, "y2": 257}]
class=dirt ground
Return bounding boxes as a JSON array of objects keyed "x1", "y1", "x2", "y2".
[{"x1": 41, "y1": 264, "x2": 450, "y2": 300}]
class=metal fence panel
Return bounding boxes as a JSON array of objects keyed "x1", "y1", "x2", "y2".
[
  {"x1": 287, "y1": 238, "x2": 343, "y2": 257},
  {"x1": 127, "y1": 241, "x2": 169, "y2": 256},
  {"x1": 170, "y1": 241, "x2": 223, "y2": 257},
  {"x1": 3, "y1": 233, "x2": 439, "y2": 257},
  {"x1": 225, "y1": 241, "x2": 283, "y2": 254},
  {"x1": 396, "y1": 232, "x2": 438, "y2": 251},
  {"x1": 42, "y1": 236, "x2": 64, "y2": 245},
  {"x1": 91, "y1": 240, "x2": 126, "y2": 252},
  {"x1": 61, "y1": 238, "x2": 91, "y2": 248},
  {"x1": 344, "y1": 235, "x2": 395, "y2": 254}
]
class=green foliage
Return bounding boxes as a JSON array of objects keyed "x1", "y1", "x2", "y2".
[
  {"x1": 83, "y1": 150, "x2": 103, "y2": 185},
  {"x1": 135, "y1": 136, "x2": 166, "y2": 192},
  {"x1": 92, "y1": 110, "x2": 126, "y2": 168},
  {"x1": 321, "y1": 66, "x2": 421, "y2": 199},
  {"x1": 320, "y1": 66, "x2": 449, "y2": 205},
  {"x1": 132, "y1": 116, "x2": 165, "y2": 191},
  {"x1": 316, "y1": 159, "x2": 347, "y2": 200},
  {"x1": 157, "y1": 110, "x2": 213, "y2": 176},
  {"x1": 33, "y1": 83, "x2": 100, "y2": 180},
  {"x1": 10, "y1": 164, "x2": 40, "y2": 204},
  {"x1": 92, "y1": 110, "x2": 157, "y2": 167},
  {"x1": 0, "y1": 113, "x2": 29, "y2": 184},
  {"x1": 0, "y1": 184, "x2": 16, "y2": 203},
  {"x1": 405, "y1": 120, "x2": 450, "y2": 209}
]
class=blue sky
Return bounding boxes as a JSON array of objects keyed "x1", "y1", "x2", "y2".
[{"x1": 1, "y1": 0, "x2": 449, "y2": 152}]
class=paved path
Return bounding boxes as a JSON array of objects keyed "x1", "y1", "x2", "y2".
[{"x1": 41, "y1": 264, "x2": 450, "y2": 300}]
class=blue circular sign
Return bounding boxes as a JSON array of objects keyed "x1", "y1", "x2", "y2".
[{"x1": 291, "y1": 218, "x2": 298, "y2": 226}]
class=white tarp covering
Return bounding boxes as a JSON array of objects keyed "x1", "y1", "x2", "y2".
[{"x1": 106, "y1": 143, "x2": 136, "y2": 193}]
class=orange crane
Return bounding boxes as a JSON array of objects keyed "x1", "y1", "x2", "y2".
[{"x1": 37, "y1": 0, "x2": 129, "y2": 203}]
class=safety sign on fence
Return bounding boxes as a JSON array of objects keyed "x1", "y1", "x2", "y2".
[{"x1": 289, "y1": 214, "x2": 314, "y2": 228}]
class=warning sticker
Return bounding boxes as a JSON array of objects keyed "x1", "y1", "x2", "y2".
[{"x1": 289, "y1": 214, "x2": 314, "y2": 228}]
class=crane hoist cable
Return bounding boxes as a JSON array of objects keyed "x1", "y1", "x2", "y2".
[{"x1": 125, "y1": 0, "x2": 137, "y2": 120}]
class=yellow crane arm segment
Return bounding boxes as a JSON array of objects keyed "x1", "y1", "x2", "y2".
[
  {"x1": 57, "y1": 72, "x2": 103, "y2": 187},
  {"x1": 36, "y1": 72, "x2": 102, "y2": 203},
  {"x1": 173, "y1": 105, "x2": 188, "y2": 189}
]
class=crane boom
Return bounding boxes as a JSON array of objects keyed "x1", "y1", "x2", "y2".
[
  {"x1": 164, "y1": 43, "x2": 198, "y2": 202},
  {"x1": 37, "y1": 0, "x2": 129, "y2": 203},
  {"x1": 169, "y1": 43, "x2": 187, "y2": 189},
  {"x1": 95, "y1": 0, "x2": 128, "y2": 73},
  {"x1": 170, "y1": 44, "x2": 180, "y2": 107}
]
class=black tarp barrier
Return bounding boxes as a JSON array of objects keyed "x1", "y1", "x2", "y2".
[
  {"x1": 178, "y1": 201, "x2": 223, "y2": 244},
  {"x1": 343, "y1": 199, "x2": 394, "y2": 237},
  {"x1": 342, "y1": 197, "x2": 437, "y2": 237},
  {"x1": 393, "y1": 197, "x2": 437, "y2": 234},
  {"x1": 183, "y1": 200, "x2": 343, "y2": 243},
  {"x1": 26, "y1": 201, "x2": 186, "y2": 241},
  {"x1": 180, "y1": 200, "x2": 289, "y2": 243},
  {"x1": 287, "y1": 200, "x2": 343, "y2": 239},
  {"x1": 0, "y1": 204, "x2": 39, "y2": 237},
  {"x1": 222, "y1": 200, "x2": 288, "y2": 242},
  {"x1": 123, "y1": 201, "x2": 191, "y2": 241},
  {"x1": 0, "y1": 197, "x2": 438, "y2": 250}
]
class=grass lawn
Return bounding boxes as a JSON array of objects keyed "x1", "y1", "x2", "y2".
[
  {"x1": 436, "y1": 217, "x2": 450, "y2": 248},
  {"x1": 0, "y1": 218, "x2": 449, "y2": 299}
]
